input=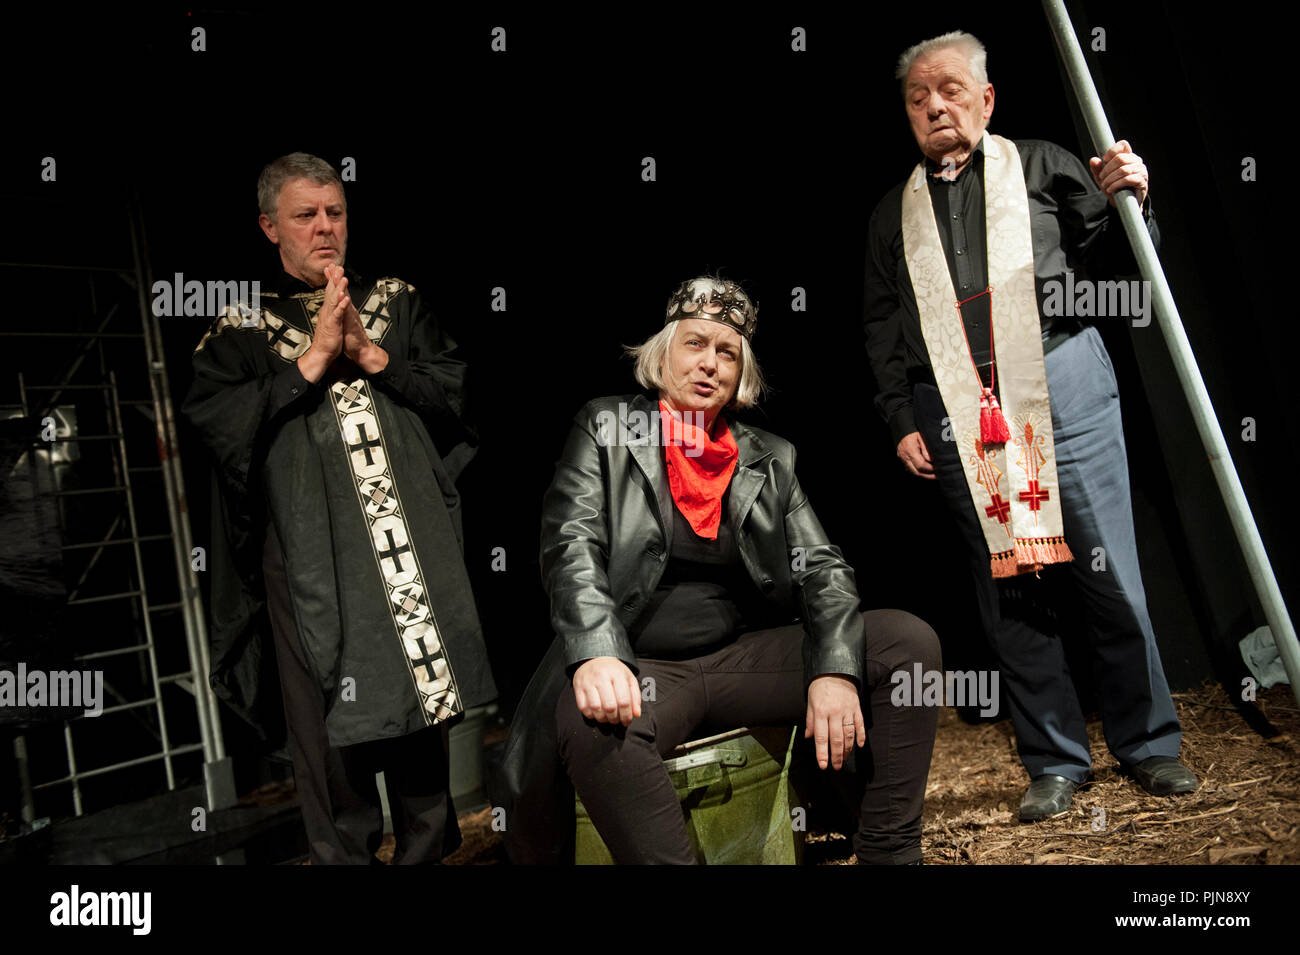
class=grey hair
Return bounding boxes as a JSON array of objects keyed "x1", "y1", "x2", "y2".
[
  {"x1": 896, "y1": 31, "x2": 988, "y2": 93},
  {"x1": 626, "y1": 320, "x2": 766, "y2": 411},
  {"x1": 257, "y1": 152, "x2": 345, "y2": 219}
]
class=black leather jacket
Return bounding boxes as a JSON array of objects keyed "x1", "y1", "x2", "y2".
[{"x1": 495, "y1": 392, "x2": 867, "y2": 863}]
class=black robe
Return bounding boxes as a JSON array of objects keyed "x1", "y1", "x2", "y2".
[{"x1": 183, "y1": 269, "x2": 496, "y2": 747}]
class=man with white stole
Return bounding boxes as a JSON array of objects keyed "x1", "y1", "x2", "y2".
[{"x1": 862, "y1": 31, "x2": 1197, "y2": 820}]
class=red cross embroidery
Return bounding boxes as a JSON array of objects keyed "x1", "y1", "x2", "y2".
[
  {"x1": 984, "y1": 493, "x2": 1011, "y2": 523},
  {"x1": 1019, "y1": 480, "x2": 1050, "y2": 511}
]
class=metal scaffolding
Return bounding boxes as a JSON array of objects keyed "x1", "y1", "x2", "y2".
[{"x1": 3, "y1": 195, "x2": 235, "y2": 822}]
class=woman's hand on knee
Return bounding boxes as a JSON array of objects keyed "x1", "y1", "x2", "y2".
[
  {"x1": 805, "y1": 675, "x2": 866, "y2": 771},
  {"x1": 573, "y1": 657, "x2": 642, "y2": 726}
]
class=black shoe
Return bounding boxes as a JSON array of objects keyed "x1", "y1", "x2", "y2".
[
  {"x1": 1124, "y1": 756, "x2": 1199, "y2": 796},
  {"x1": 1019, "y1": 774, "x2": 1080, "y2": 822}
]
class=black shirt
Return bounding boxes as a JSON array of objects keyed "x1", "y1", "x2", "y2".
[
  {"x1": 863, "y1": 138, "x2": 1158, "y2": 445},
  {"x1": 627, "y1": 490, "x2": 771, "y2": 659}
]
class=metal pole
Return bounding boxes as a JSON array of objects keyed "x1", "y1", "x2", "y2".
[
  {"x1": 14, "y1": 736, "x2": 35, "y2": 826},
  {"x1": 127, "y1": 198, "x2": 235, "y2": 810},
  {"x1": 1041, "y1": 0, "x2": 1300, "y2": 707}
]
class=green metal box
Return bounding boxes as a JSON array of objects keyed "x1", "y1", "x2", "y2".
[{"x1": 575, "y1": 725, "x2": 803, "y2": 865}]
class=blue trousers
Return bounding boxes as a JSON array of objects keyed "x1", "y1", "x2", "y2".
[{"x1": 912, "y1": 325, "x2": 1182, "y2": 782}]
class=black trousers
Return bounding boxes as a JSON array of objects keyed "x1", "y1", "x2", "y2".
[
  {"x1": 555, "y1": 609, "x2": 940, "y2": 864},
  {"x1": 262, "y1": 521, "x2": 460, "y2": 865}
]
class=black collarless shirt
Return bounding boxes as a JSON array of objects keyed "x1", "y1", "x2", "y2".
[
  {"x1": 927, "y1": 146, "x2": 995, "y2": 372},
  {"x1": 627, "y1": 490, "x2": 772, "y2": 659}
]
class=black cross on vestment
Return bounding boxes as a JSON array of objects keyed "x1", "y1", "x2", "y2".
[
  {"x1": 410, "y1": 633, "x2": 441, "y2": 682},
  {"x1": 348, "y1": 421, "x2": 383, "y2": 466},
  {"x1": 378, "y1": 528, "x2": 413, "y2": 575},
  {"x1": 266, "y1": 320, "x2": 297, "y2": 350}
]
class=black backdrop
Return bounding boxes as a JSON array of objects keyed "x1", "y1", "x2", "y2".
[{"x1": 2, "y1": 5, "x2": 1290, "y2": 742}]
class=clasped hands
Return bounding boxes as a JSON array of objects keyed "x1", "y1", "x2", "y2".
[
  {"x1": 297, "y1": 264, "x2": 389, "y2": 383},
  {"x1": 572, "y1": 656, "x2": 865, "y2": 771}
]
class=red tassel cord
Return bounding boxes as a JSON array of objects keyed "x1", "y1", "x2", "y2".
[
  {"x1": 985, "y1": 390, "x2": 1011, "y2": 442},
  {"x1": 958, "y1": 287, "x2": 1009, "y2": 445}
]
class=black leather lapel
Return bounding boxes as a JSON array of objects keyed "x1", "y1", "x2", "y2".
[
  {"x1": 625, "y1": 394, "x2": 674, "y2": 554},
  {"x1": 728, "y1": 420, "x2": 771, "y2": 530}
]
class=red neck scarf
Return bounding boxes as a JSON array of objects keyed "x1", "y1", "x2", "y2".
[{"x1": 660, "y1": 400, "x2": 739, "y2": 540}]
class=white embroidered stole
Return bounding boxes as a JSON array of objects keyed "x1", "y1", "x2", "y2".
[{"x1": 901, "y1": 133, "x2": 1073, "y2": 577}]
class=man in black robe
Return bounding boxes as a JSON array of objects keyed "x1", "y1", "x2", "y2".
[{"x1": 183, "y1": 152, "x2": 496, "y2": 863}]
